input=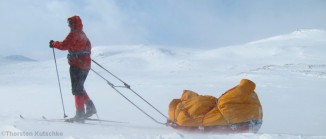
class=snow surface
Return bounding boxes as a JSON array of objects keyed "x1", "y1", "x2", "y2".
[{"x1": 0, "y1": 29, "x2": 326, "y2": 139}]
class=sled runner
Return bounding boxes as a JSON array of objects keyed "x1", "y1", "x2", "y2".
[{"x1": 167, "y1": 120, "x2": 262, "y2": 133}]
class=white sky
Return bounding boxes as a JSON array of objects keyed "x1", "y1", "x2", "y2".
[{"x1": 0, "y1": 0, "x2": 325, "y2": 60}]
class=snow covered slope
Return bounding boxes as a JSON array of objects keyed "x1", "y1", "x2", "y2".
[{"x1": 0, "y1": 29, "x2": 325, "y2": 138}]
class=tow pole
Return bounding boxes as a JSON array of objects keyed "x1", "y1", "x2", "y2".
[{"x1": 91, "y1": 59, "x2": 167, "y2": 125}]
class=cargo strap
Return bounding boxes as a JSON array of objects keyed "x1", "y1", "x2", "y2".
[{"x1": 216, "y1": 101, "x2": 230, "y2": 124}]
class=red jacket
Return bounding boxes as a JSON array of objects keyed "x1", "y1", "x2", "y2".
[{"x1": 52, "y1": 16, "x2": 91, "y2": 70}]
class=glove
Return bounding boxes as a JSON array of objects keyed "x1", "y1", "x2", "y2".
[{"x1": 49, "y1": 40, "x2": 54, "y2": 48}]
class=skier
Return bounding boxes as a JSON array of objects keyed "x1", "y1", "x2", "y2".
[{"x1": 49, "y1": 15, "x2": 96, "y2": 122}]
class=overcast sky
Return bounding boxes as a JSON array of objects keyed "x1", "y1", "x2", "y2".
[{"x1": 0, "y1": 0, "x2": 325, "y2": 60}]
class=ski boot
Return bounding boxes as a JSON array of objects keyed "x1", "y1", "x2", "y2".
[
  {"x1": 65, "y1": 109, "x2": 85, "y2": 123},
  {"x1": 85, "y1": 100, "x2": 97, "y2": 118}
]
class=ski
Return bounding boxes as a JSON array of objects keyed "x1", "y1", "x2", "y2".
[
  {"x1": 42, "y1": 116, "x2": 66, "y2": 121},
  {"x1": 19, "y1": 114, "x2": 66, "y2": 125},
  {"x1": 41, "y1": 116, "x2": 96, "y2": 125},
  {"x1": 20, "y1": 115, "x2": 127, "y2": 124},
  {"x1": 42, "y1": 115, "x2": 127, "y2": 124},
  {"x1": 85, "y1": 118, "x2": 127, "y2": 124},
  {"x1": 19, "y1": 115, "x2": 24, "y2": 119}
]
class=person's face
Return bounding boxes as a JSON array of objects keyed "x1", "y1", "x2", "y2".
[{"x1": 68, "y1": 20, "x2": 74, "y2": 29}]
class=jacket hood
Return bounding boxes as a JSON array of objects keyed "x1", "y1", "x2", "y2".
[{"x1": 68, "y1": 15, "x2": 83, "y2": 31}]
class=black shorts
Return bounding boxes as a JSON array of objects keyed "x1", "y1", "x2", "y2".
[{"x1": 70, "y1": 66, "x2": 89, "y2": 96}]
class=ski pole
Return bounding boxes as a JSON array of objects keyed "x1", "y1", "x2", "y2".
[{"x1": 52, "y1": 48, "x2": 68, "y2": 118}]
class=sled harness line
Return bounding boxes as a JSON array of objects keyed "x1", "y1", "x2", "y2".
[{"x1": 91, "y1": 59, "x2": 168, "y2": 125}]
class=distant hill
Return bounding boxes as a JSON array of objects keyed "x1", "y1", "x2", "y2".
[
  {"x1": 0, "y1": 55, "x2": 37, "y2": 66},
  {"x1": 3, "y1": 55, "x2": 37, "y2": 62}
]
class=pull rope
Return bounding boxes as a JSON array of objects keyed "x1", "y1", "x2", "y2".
[
  {"x1": 91, "y1": 59, "x2": 168, "y2": 120},
  {"x1": 90, "y1": 68, "x2": 166, "y2": 125}
]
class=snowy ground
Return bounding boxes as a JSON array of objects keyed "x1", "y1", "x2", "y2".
[{"x1": 0, "y1": 29, "x2": 326, "y2": 139}]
